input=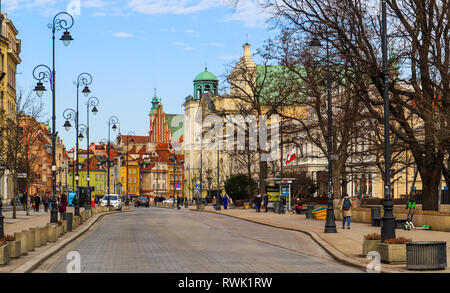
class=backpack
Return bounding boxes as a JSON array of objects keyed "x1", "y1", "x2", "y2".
[{"x1": 343, "y1": 198, "x2": 351, "y2": 210}]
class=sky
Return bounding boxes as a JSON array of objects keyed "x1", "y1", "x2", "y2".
[{"x1": 4, "y1": 0, "x2": 276, "y2": 150}]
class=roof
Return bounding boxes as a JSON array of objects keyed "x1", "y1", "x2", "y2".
[
  {"x1": 194, "y1": 68, "x2": 218, "y2": 82},
  {"x1": 120, "y1": 135, "x2": 149, "y2": 144}
]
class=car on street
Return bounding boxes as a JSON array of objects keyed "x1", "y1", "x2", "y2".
[
  {"x1": 162, "y1": 197, "x2": 175, "y2": 204},
  {"x1": 100, "y1": 194, "x2": 122, "y2": 210},
  {"x1": 135, "y1": 196, "x2": 150, "y2": 207}
]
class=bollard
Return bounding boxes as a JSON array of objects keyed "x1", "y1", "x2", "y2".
[
  {"x1": 0, "y1": 242, "x2": 9, "y2": 265},
  {"x1": 32, "y1": 228, "x2": 41, "y2": 248},
  {"x1": 6, "y1": 239, "x2": 21, "y2": 259},
  {"x1": 14, "y1": 232, "x2": 28, "y2": 256},
  {"x1": 25, "y1": 230, "x2": 35, "y2": 252},
  {"x1": 47, "y1": 224, "x2": 57, "y2": 242},
  {"x1": 40, "y1": 227, "x2": 47, "y2": 245},
  {"x1": 63, "y1": 212, "x2": 73, "y2": 232}
]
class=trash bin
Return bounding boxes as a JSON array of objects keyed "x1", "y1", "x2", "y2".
[
  {"x1": 63, "y1": 212, "x2": 73, "y2": 232},
  {"x1": 306, "y1": 205, "x2": 315, "y2": 219},
  {"x1": 371, "y1": 207, "x2": 381, "y2": 226},
  {"x1": 278, "y1": 202, "x2": 285, "y2": 214},
  {"x1": 406, "y1": 241, "x2": 447, "y2": 270},
  {"x1": 274, "y1": 202, "x2": 280, "y2": 213}
]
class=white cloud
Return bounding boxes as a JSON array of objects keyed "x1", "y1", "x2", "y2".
[
  {"x1": 220, "y1": 0, "x2": 271, "y2": 28},
  {"x1": 185, "y1": 29, "x2": 197, "y2": 34},
  {"x1": 163, "y1": 28, "x2": 177, "y2": 33},
  {"x1": 128, "y1": 0, "x2": 223, "y2": 15},
  {"x1": 114, "y1": 32, "x2": 134, "y2": 38},
  {"x1": 184, "y1": 47, "x2": 194, "y2": 51},
  {"x1": 218, "y1": 55, "x2": 239, "y2": 61}
]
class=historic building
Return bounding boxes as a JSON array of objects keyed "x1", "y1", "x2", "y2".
[{"x1": 0, "y1": 12, "x2": 21, "y2": 201}]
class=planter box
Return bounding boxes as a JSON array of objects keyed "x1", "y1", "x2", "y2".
[
  {"x1": 14, "y1": 232, "x2": 28, "y2": 256},
  {"x1": 362, "y1": 240, "x2": 381, "y2": 257},
  {"x1": 47, "y1": 225, "x2": 57, "y2": 242},
  {"x1": 6, "y1": 240, "x2": 21, "y2": 258},
  {"x1": 73, "y1": 216, "x2": 80, "y2": 229},
  {"x1": 40, "y1": 227, "x2": 47, "y2": 245},
  {"x1": 0, "y1": 244, "x2": 9, "y2": 265},
  {"x1": 25, "y1": 230, "x2": 35, "y2": 252},
  {"x1": 379, "y1": 243, "x2": 407, "y2": 264},
  {"x1": 32, "y1": 228, "x2": 41, "y2": 248}
]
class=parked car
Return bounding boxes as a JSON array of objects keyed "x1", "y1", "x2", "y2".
[
  {"x1": 162, "y1": 197, "x2": 175, "y2": 204},
  {"x1": 100, "y1": 194, "x2": 122, "y2": 210},
  {"x1": 135, "y1": 196, "x2": 150, "y2": 207}
]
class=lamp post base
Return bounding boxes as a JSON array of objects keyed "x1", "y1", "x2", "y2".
[
  {"x1": 381, "y1": 197, "x2": 396, "y2": 242},
  {"x1": 324, "y1": 197, "x2": 337, "y2": 233},
  {"x1": 50, "y1": 196, "x2": 58, "y2": 223}
]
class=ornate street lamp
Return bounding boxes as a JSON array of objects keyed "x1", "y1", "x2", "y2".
[
  {"x1": 309, "y1": 30, "x2": 337, "y2": 233},
  {"x1": 125, "y1": 131, "x2": 135, "y2": 204},
  {"x1": 32, "y1": 12, "x2": 74, "y2": 224},
  {"x1": 380, "y1": 0, "x2": 396, "y2": 242},
  {"x1": 105, "y1": 116, "x2": 119, "y2": 207},
  {"x1": 85, "y1": 97, "x2": 100, "y2": 210}
]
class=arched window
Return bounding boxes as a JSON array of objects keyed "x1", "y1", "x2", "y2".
[{"x1": 205, "y1": 85, "x2": 211, "y2": 92}]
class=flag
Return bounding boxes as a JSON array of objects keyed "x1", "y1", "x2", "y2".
[{"x1": 285, "y1": 148, "x2": 297, "y2": 165}]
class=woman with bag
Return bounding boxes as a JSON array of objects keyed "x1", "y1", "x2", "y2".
[
  {"x1": 59, "y1": 193, "x2": 68, "y2": 221},
  {"x1": 340, "y1": 193, "x2": 352, "y2": 229}
]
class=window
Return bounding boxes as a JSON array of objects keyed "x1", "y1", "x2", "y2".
[
  {"x1": 133, "y1": 187, "x2": 135, "y2": 193},
  {"x1": 121, "y1": 177, "x2": 124, "y2": 183},
  {"x1": 122, "y1": 168, "x2": 125, "y2": 173},
  {"x1": 132, "y1": 177, "x2": 136, "y2": 183},
  {"x1": 132, "y1": 169, "x2": 136, "y2": 174}
]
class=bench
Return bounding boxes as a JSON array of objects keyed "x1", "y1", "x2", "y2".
[
  {"x1": 373, "y1": 217, "x2": 381, "y2": 227},
  {"x1": 395, "y1": 218, "x2": 408, "y2": 229}
]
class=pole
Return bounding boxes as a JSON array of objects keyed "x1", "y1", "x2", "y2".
[
  {"x1": 74, "y1": 82, "x2": 80, "y2": 217},
  {"x1": 324, "y1": 31, "x2": 337, "y2": 233},
  {"x1": 86, "y1": 101, "x2": 90, "y2": 210},
  {"x1": 50, "y1": 19, "x2": 58, "y2": 223},
  {"x1": 381, "y1": 0, "x2": 396, "y2": 242},
  {"x1": 107, "y1": 121, "x2": 111, "y2": 207}
]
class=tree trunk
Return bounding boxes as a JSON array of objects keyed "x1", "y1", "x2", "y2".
[
  {"x1": 421, "y1": 166, "x2": 442, "y2": 211},
  {"x1": 259, "y1": 160, "x2": 268, "y2": 195},
  {"x1": 13, "y1": 175, "x2": 17, "y2": 219}
]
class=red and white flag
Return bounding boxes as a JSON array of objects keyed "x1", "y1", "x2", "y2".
[{"x1": 285, "y1": 148, "x2": 297, "y2": 165}]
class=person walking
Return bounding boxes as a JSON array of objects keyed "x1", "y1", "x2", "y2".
[
  {"x1": 43, "y1": 195, "x2": 49, "y2": 212},
  {"x1": 176, "y1": 196, "x2": 181, "y2": 210},
  {"x1": 212, "y1": 196, "x2": 217, "y2": 210},
  {"x1": 255, "y1": 194, "x2": 262, "y2": 213},
  {"x1": 340, "y1": 193, "x2": 352, "y2": 229},
  {"x1": 223, "y1": 194, "x2": 228, "y2": 210},
  {"x1": 34, "y1": 195, "x2": 41, "y2": 212},
  {"x1": 263, "y1": 194, "x2": 269, "y2": 212},
  {"x1": 59, "y1": 193, "x2": 68, "y2": 221}
]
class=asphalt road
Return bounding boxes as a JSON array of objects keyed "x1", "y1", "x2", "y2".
[{"x1": 34, "y1": 207, "x2": 362, "y2": 273}]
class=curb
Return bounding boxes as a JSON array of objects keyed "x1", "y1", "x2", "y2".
[
  {"x1": 186, "y1": 207, "x2": 403, "y2": 273},
  {"x1": 10, "y1": 209, "x2": 135, "y2": 273}
]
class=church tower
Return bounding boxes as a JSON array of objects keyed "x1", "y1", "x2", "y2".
[{"x1": 193, "y1": 66, "x2": 219, "y2": 100}]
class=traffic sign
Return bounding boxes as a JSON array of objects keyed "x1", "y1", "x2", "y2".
[
  {"x1": 176, "y1": 183, "x2": 181, "y2": 191},
  {"x1": 195, "y1": 184, "x2": 201, "y2": 191},
  {"x1": 17, "y1": 173, "x2": 27, "y2": 178}
]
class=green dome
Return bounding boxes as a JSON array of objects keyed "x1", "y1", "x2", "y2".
[{"x1": 194, "y1": 68, "x2": 218, "y2": 82}]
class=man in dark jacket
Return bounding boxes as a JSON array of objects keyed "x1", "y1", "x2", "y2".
[
  {"x1": 263, "y1": 194, "x2": 269, "y2": 212},
  {"x1": 34, "y1": 195, "x2": 41, "y2": 212},
  {"x1": 254, "y1": 194, "x2": 262, "y2": 212}
]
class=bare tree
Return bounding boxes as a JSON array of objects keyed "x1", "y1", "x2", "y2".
[{"x1": 260, "y1": 0, "x2": 449, "y2": 211}]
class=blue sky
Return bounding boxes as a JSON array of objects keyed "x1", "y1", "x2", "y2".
[{"x1": 4, "y1": 0, "x2": 275, "y2": 149}]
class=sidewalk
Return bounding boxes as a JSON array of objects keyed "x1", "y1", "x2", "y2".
[{"x1": 191, "y1": 205, "x2": 450, "y2": 273}]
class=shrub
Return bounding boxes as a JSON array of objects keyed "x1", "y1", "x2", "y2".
[
  {"x1": 4, "y1": 235, "x2": 15, "y2": 241},
  {"x1": 224, "y1": 174, "x2": 257, "y2": 201},
  {"x1": 384, "y1": 237, "x2": 412, "y2": 244},
  {"x1": 364, "y1": 233, "x2": 382, "y2": 240}
]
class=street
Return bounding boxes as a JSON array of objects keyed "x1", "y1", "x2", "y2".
[{"x1": 33, "y1": 208, "x2": 362, "y2": 273}]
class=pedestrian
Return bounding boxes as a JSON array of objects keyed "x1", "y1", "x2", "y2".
[
  {"x1": 21, "y1": 192, "x2": 27, "y2": 211},
  {"x1": 223, "y1": 194, "x2": 228, "y2": 210},
  {"x1": 176, "y1": 196, "x2": 181, "y2": 210},
  {"x1": 59, "y1": 193, "x2": 68, "y2": 221},
  {"x1": 340, "y1": 193, "x2": 352, "y2": 229},
  {"x1": 34, "y1": 195, "x2": 41, "y2": 212},
  {"x1": 43, "y1": 195, "x2": 49, "y2": 212},
  {"x1": 263, "y1": 194, "x2": 269, "y2": 212},
  {"x1": 254, "y1": 194, "x2": 262, "y2": 212},
  {"x1": 212, "y1": 196, "x2": 217, "y2": 209}
]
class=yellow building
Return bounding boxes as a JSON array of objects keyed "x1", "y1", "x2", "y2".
[
  {"x1": 0, "y1": 12, "x2": 21, "y2": 200},
  {"x1": 119, "y1": 154, "x2": 140, "y2": 197}
]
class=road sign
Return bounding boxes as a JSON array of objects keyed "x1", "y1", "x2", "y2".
[
  {"x1": 176, "y1": 183, "x2": 181, "y2": 191},
  {"x1": 195, "y1": 184, "x2": 201, "y2": 191},
  {"x1": 17, "y1": 173, "x2": 27, "y2": 178}
]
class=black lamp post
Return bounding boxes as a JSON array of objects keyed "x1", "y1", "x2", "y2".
[
  {"x1": 106, "y1": 116, "x2": 119, "y2": 207},
  {"x1": 86, "y1": 96, "x2": 99, "y2": 210},
  {"x1": 380, "y1": 0, "x2": 396, "y2": 242},
  {"x1": 309, "y1": 31, "x2": 337, "y2": 233},
  {"x1": 126, "y1": 131, "x2": 135, "y2": 203},
  {"x1": 32, "y1": 12, "x2": 73, "y2": 224},
  {"x1": 0, "y1": 164, "x2": 6, "y2": 239},
  {"x1": 63, "y1": 108, "x2": 86, "y2": 217}
]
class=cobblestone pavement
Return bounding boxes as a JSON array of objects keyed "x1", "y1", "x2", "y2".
[{"x1": 35, "y1": 207, "x2": 362, "y2": 273}]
